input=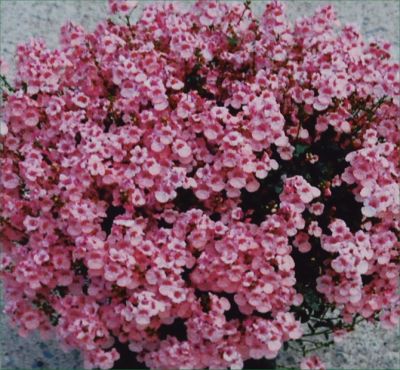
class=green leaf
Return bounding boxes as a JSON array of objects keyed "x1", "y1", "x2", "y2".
[
  {"x1": 72, "y1": 259, "x2": 88, "y2": 276},
  {"x1": 294, "y1": 143, "x2": 309, "y2": 157},
  {"x1": 304, "y1": 288, "x2": 323, "y2": 313},
  {"x1": 0, "y1": 74, "x2": 16, "y2": 93},
  {"x1": 50, "y1": 312, "x2": 61, "y2": 326},
  {"x1": 274, "y1": 185, "x2": 283, "y2": 194},
  {"x1": 325, "y1": 319, "x2": 335, "y2": 329},
  {"x1": 52, "y1": 286, "x2": 69, "y2": 298},
  {"x1": 227, "y1": 35, "x2": 239, "y2": 48}
]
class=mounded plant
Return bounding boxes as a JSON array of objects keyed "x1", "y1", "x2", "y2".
[{"x1": 0, "y1": 1, "x2": 399, "y2": 369}]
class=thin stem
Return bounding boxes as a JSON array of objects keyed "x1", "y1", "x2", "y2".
[
  {"x1": 85, "y1": 41, "x2": 107, "y2": 87},
  {"x1": 0, "y1": 74, "x2": 15, "y2": 93},
  {"x1": 302, "y1": 329, "x2": 332, "y2": 337},
  {"x1": 237, "y1": 0, "x2": 251, "y2": 25},
  {"x1": 309, "y1": 315, "x2": 341, "y2": 321},
  {"x1": 285, "y1": 342, "x2": 303, "y2": 353},
  {"x1": 125, "y1": 15, "x2": 136, "y2": 41},
  {"x1": 300, "y1": 338, "x2": 326, "y2": 344},
  {"x1": 351, "y1": 95, "x2": 388, "y2": 134},
  {"x1": 303, "y1": 341, "x2": 334, "y2": 355},
  {"x1": 346, "y1": 315, "x2": 367, "y2": 330}
]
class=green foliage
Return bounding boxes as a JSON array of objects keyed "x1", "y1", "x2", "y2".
[
  {"x1": 33, "y1": 294, "x2": 61, "y2": 326},
  {"x1": 112, "y1": 284, "x2": 127, "y2": 299},
  {"x1": 0, "y1": 74, "x2": 15, "y2": 94},
  {"x1": 227, "y1": 35, "x2": 239, "y2": 49},
  {"x1": 72, "y1": 258, "x2": 88, "y2": 276},
  {"x1": 52, "y1": 286, "x2": 69, "y2": 298},
  {"x1": 293, "y1": 143, "x2": 310, "y2": 158}
]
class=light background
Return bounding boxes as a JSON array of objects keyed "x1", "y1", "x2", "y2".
[{"x1": 0, "y1": 1, "x2": 399, "y2": 369}]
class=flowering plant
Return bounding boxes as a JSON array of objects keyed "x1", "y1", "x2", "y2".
[{"x1": 0, "y1": 1, "x2": 399, "y2": 369}]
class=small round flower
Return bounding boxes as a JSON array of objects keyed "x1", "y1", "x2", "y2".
[
  {"x1": 300, "y1": 355, "x2": 326, "y2": 370},
  {"x1": 21, "y1": 310, "x2": 41, "y2": 330}
]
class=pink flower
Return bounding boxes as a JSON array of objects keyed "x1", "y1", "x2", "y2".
[
  {"x1": 23, "y1": 216, "x2": 40, "y2": 231},
  {"x1": 155, "y1": 187, "x2": 173, "y2": 203},
  {"x1": 159, "y1": 282, "x2": 187, "y2": 304},
  {"x1": 33, "y1": 249, "x2": 50, "y2": 265},
  {"x1": 308, "y1": 221, "x2": 322, "y2": 237},
  {"x1": 52, "y1": 252, "x2": 71, "y2": 270},
  {"x1": 0, "y1": 120, "x2": 8, "y2": 136},
  {"x1": 108, "y1": 0, "x2": 138, "y2": 15},
  {"x1": 313, "y1": 94, "x2": 331, "y2": 111},
  {"x1": 380, "y1": 307, "x2": 400, "y2": 329},
  {"x1": 1, "y1": 172, "x2": 19, "y2": 189},
  {"x1": 300, "y1": 355, "x2": 326, "y2": 370},
  {"x1": 120, "y1": 80, "x2": 138, "y2": 99},
  {"x1": 45, "y1": 96, "x2": 65, "y2": 116},
  {"x1": 86, "y1": 251, "x2": 104, "y2": 270},
  {"x1": 333, "y1": 329, "x2": 348, "y2": 343},
  {"x1": 21, "y1": 310, "x2": 41, "y2": 330},
  {"x1": 87, "y1": 155, "x2": 105, "y2": 176},
  {"x1": 104, "y1": 263, "x2": 123, "y2": 282},
  {"x1": 24, "y1": 107, "x2": 40, "y2": 127},
  {"x1": 294, "y1": 232, "x2": 312, "y2": 253},
  {"x1": 72, "y1": 93, "x2": 90, "y2": 108},
  {"x1": 173, "y1": 139, "x2": 192, "y2": 158}
]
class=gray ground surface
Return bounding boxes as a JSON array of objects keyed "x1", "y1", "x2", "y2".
[{"x1": 0, "y1": 1, "x2": 399, "y2": 369}]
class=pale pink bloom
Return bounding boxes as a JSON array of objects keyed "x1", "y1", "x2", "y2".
[
  {"x1": 313, "y1": 95, "x2": 331, "y2": 111},
  {"x1": 120, "y1": 80, "x2": 138, "y2": 99},
  {"x1": 23, "y1": 216, "x2": 40, "y2": 231},
  {"x1": 104, "y1": 263, "x2": 122, "y2": 282},
  {"x1": 333, "y1": 329, "x2": 348, "y2": 343},
  {"x1": 173, "y1": 139, "x2": 192, "y2": 158},
  {"x1": 131, "y1": 188, "x2": 146, "y2": 206},
  {"x1": 159, "y1": 283, "x2": 187, "y2": 303},
  {"x1": 45, "y1": 96, "x2": 65, "y2": 116},
  {"x1": 86, "y1": 251, "x2": 104, "y2": 270},
  {"x1": 21, "y1": 310, "x2": 41, "y2": 330},
  {"x1": 300, "y1": 355, "x2": 326, "y2": 370},
  {"x1": 155, "y1": 190, "x2": 171, "y2": 203},
  {"x1": 33, "y1": 249, "x2": 50, "y2": 265},
  {"x1": 108, "y1": 0, "x2": 138, "y2": 15},
  {"x1": 113, "y1": 219, "x2": 136, "y2": 227},
  {"x1": 0, "y1": 120, "x2": 9, "y2": 136},
  {"x1": 24, "y1": 107, "x2": 40, "y2": 126},
  {"x1": 309, "y1": 202, "x2": 325, "y2": 215},
  {"x1": 52, "y1": 252, "x2": 71, "y2": 270},
  {"x1": 87, "y1": 155, "x2": 105, "y2": 176},
  {"x1": 167, "y1": 77, "x2": 184, "y2": 90},
  {"x1": 194, "y1": 186, "x2": 210, "y2": 200},
  {"x1": 1, "y1": 172, "x2": 19, "y2": 189},
  {"x1": 294, "y1": 232, "x2": 312, "y2": 253},
  {"x1": 308, "y1": 221, "x2": 322, "y2": 237},
  {"x1": 72, "y1": 93, "x2": 90, "y2": 108}
]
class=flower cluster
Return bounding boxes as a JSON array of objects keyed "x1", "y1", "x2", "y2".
[{"x1": 0, "y1": 1, "x2": 399, "y2": 369}]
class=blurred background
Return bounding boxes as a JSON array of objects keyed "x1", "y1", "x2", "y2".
[{"x1": 0, "y1": 1, "x2": 399, "y2": 369}]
